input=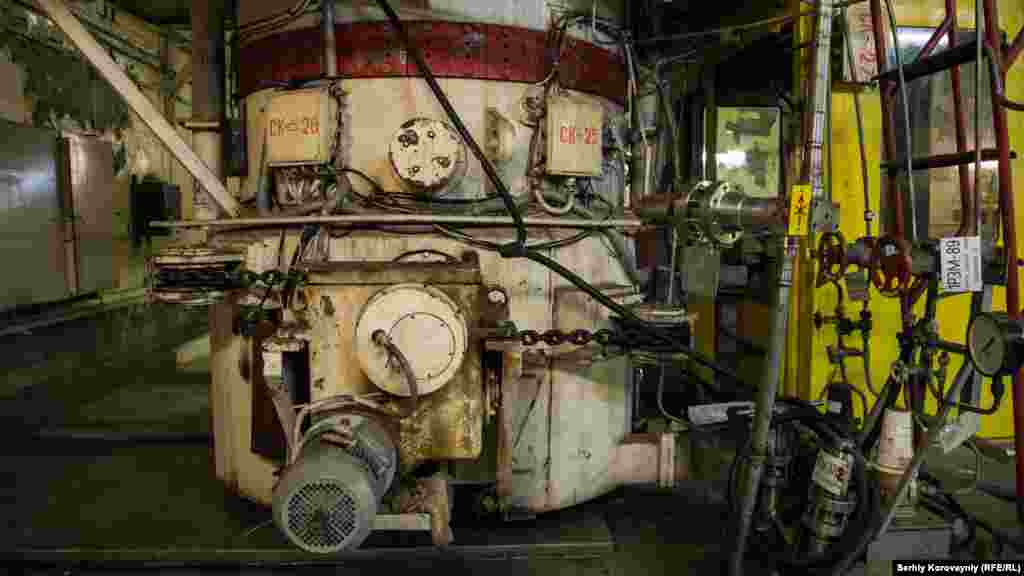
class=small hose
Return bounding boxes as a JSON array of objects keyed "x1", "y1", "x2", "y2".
[
  {"x1": 373, "y1": 329, "x2": 419, "y2": 417},
  {"x1": 862, "y1": 333, "x2": 878, "y2": 397}
]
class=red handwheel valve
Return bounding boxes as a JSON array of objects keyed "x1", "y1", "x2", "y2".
[
  {"x1": 815, "y1": 231, "x2": 848, "y2": 287},
  {"x1": 869, "y1": 236, "x2": 913, "y2": 297}
]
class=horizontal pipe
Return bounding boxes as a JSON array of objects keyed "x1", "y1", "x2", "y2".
[
  {"x1": 151, "y1": 215, "x2": 645, "y2": 229},
  {"x1": 731, "y1": 196, "x2": 781, "y2": 231},
  {"x1": 933, "y1": 339, "x2": 968, "y2": 355}
]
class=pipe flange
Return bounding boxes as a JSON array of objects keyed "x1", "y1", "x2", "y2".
[
  {"x1": 389, "y1": 118, "x2": 468, "y2": 195},
  {"x1": 685, "y1": 181, "x2": 744, "y2": 247}
]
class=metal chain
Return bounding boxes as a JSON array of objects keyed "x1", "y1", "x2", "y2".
[
  {"x1": 514, "y1": 324, "x2": 690, "y2": 351},
  {"x1": 516, "y1": 328, "x2": 616, "y2": 348}
]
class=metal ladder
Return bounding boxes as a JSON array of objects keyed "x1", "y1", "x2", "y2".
[{"x1": 868, "y1": 0, "x2": 1023, "y2": 519}]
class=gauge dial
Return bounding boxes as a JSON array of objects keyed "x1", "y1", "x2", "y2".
[{"x1": 968, "y1": 312, "x2": 1010, "y2": 377}]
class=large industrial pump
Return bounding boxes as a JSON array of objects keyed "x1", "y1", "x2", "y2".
[
  {"x1": 28, "y1": 0, "x2": 1021, "y2": 569},
  {"x1": 147, "y1": 0, "x2": 700, "y2": 552}
]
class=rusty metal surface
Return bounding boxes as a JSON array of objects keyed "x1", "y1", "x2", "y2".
[
  {"x1": 302, "y1": 258, "x2": 481, "y2": 286},
  {"x1": 65, "y1": 134, "x2": 115, "y2": 295},
  {"x1": 389, "y1": 476, "x2": 452, "y2": 546},
  {"x1": 239, "y1": 21, "x2": 626, "y2": 104},
  {"x1": 300, "y1": 262, "x2": 483, "y2": 470},
  {"x1": 206, "y1": 230, "x2": 633, "y2": 514}
]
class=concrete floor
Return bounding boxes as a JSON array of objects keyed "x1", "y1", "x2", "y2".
[{"x1": 0, "y1": 338, "x2": 1020, "y2": 574}]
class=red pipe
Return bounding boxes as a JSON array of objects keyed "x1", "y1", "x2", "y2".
[
  {"x1": 870, "y1": 0, "x2": 904, "y2": 240},
  {"x1": 1005, "y1": 25, "x2": 1023, "y2": 73},
  {"x1": 983, "y1": 0, "x2": 1023, "y2": 522},
  {"x1": 944, "y1": 4, "x2": 975, "y2": 237},
  {"x1": 918, "y1": 15, "x2": 953, "y2": 62}
]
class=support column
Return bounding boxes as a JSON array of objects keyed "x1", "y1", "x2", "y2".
[{"x1": 190, "y1": 0, "x2": 226, "y2": 223}]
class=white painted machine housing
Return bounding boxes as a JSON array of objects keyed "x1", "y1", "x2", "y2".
[{"x1": 212, "y1": 0, "x2": 643, "y2": 515}]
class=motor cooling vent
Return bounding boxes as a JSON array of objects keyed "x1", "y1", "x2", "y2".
[
  {"x1": 285, "y1": 481, "x2": 360, "y2": 552},
  {"x1": 272, "y1": 414, "x2": 396, "y2": 554}
]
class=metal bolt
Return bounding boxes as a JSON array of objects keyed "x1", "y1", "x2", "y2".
[{"x1": 488, "y1": 289, "x2": 507, "y2": 305}]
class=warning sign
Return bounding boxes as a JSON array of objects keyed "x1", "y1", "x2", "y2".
[{"x1": 788, "y1": 185, "x2": 811, "y2": 237}]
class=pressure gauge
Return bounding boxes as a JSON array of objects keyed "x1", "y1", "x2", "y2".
[{"x1": 967, "y1": 312, "x2": 1024, "y2": 377}]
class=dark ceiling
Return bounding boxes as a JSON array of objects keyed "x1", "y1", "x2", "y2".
[{"x1": 108, "y1": 0, "x2": 193, "y2": 26}]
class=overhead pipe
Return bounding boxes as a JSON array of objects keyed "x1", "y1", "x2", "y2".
[
  {"x1": 868, "y1": 0, "x2": 903, "y2": 241},
  {"x1": 32, "y1": 0, "x2": 239, "y2": 218}
]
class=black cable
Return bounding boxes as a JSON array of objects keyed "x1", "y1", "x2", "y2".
[
  {"x1": 859, "y1": 371, "x2": 903, "y2": 454},
  {"x1": 334, "y1": 166, "x2": 499, "y2": 206},
  {"x1": 920, "y1": 478, "x2": 1024, "y2": 553},
  {"x1": 372, "y1": 329, "x2": 419, "y2": 417},
  {"x1": 926, "y1": 371, "x2": 1005, "y2": 415},
  {"x1": 367, "y1": 0, "x2": 743, "y2": 385},
  {"x1": 523, "y1": 250, "x2": 742, "y2": 383},
  {"x1": 725, "y1": 410, "x2": 874, "y2": 574},
  {"x1": 373, "y1": 0, "x2": 526, "y2": 250}
]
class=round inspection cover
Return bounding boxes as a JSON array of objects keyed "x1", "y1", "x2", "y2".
[
  {"x1": 354, "y1": 284, "x2": 468, "y2": 397},
  {"x1": 388, "y1": 118, "x2": 467, "y2": 192}
]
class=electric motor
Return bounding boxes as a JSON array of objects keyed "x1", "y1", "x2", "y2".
[{"x1": 272, "y1": 414, "x2": 397, "y2": 554}]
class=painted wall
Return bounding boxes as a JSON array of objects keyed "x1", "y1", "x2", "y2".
[{"x1": 806, "y1": 0, "x2": 1023, "y2": 437}]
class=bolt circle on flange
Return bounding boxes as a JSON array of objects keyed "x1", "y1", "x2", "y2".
[{"x1": 388, "y1": 118, "x2": 467, "y2": 195}]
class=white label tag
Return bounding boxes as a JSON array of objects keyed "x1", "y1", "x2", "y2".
[
  {"x1": 812, "y1": 450, "x2": 850, "y2": 496},
  {"x1": 828, "y1": 400, "x2": 843, "y2": 414},
  {"x1": 939, "y1": 236, "x2": 982, "y2": 293}
]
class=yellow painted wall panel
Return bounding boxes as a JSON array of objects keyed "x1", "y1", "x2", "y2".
[{"x1": 808, "y1": 0, "x2": 1023, "y2": 437}]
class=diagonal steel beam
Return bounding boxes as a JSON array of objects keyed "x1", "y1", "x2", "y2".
[{"x1": 33, "y1": 0, "x2": 240, "y2": 218}]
